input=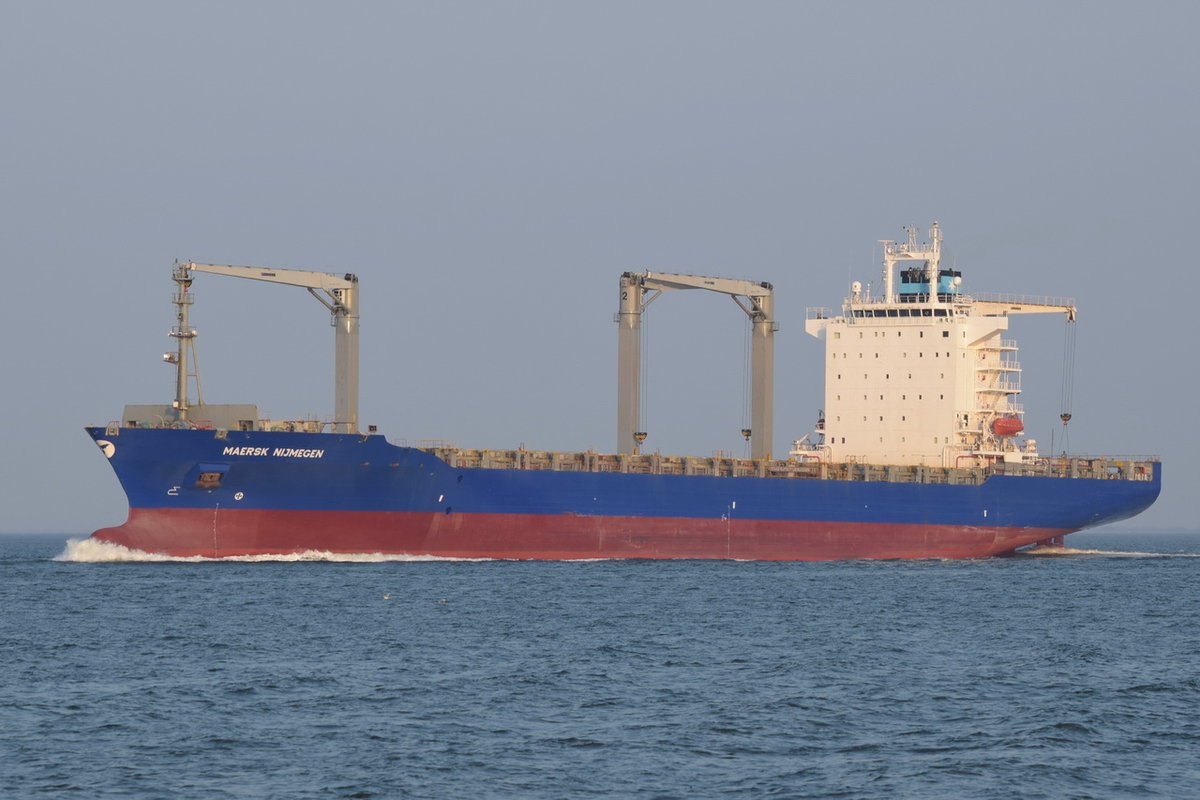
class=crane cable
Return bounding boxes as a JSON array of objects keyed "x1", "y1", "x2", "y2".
[
  {"x1": 1058, "y1": 313, "x2": 1077, "y2": 454},
  {"x1": 742, "y1": 318, "x2": 752, "y2": 456},
  {"x1": 639, "y1": 297, "x2": 649, "y2": 440}
]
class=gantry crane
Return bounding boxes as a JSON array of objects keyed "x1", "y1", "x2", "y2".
[
  {"x1": 617, "y1": 271, "x2": 776, "y2": 459},
  {"x1": 168, "y1": 261, "x2": 360, "y2": 433}
]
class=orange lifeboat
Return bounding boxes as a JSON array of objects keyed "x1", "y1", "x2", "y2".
[{"x1": 992, "y1": 416, "x2": 1024, "y2": 437}]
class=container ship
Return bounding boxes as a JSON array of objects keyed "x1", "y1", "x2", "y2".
[{"x1": 86, "y1": 224, "x2": 1160, "y2": 559}]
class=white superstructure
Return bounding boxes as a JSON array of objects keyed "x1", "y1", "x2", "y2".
[{"x1": 801, "y1": 223, "x2": 1075, "y2": 468}]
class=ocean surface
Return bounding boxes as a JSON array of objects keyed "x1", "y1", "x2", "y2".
[{"x1": 2, "y1": 531, "x2": 1198, "y2": 799}]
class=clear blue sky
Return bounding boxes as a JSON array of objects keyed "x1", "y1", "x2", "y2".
[{"x1": 2, "y1": 1, "x2": 1195, "y2": 532}]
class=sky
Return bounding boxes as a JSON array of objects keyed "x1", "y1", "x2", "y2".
[{"x1": 2, "y1": 0, "x2": 1196, "y2": 533}]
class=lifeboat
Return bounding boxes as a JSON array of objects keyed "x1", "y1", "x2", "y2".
[{"x1": 992, "y1": 416, "x2": 1025, "y2": 437}]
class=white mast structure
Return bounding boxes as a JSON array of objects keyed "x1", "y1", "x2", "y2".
[{"x1": 803, "y1": 223, "x2": 1075, "y2": 467}]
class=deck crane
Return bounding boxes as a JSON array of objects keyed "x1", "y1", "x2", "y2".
[
  {"x1": 169, "y1": 261, "x2": 360, "y2": 433},
  {"x1": 617, "y1": 271, "x2": 776, "y2": 459}
]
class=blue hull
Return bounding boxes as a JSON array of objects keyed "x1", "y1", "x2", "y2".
[{"x1": 85, "y1": 427, "x2": 1162, "y2": 559}]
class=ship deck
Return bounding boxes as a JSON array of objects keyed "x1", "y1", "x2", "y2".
[{"x1": 418, "y1": 446, "x2": 1158, "y2": 486}]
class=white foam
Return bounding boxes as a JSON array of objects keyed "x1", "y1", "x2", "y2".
[
  {"x1": 56, "y1": 537, "x2": 493, "y2": 563},
  {"x1": 1021, "y1": 545, "x2": 1198, "y2": 558}
]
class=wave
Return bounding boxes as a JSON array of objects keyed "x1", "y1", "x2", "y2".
[{"x1": 56, "y1": 537, "x2": 493, "y2": 563}]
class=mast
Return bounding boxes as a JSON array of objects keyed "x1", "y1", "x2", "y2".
[
  {"x1": 168, "y1": 264, "x2": 198, "y2": 424},
  {"x1": 881, "y1": 221, "x2": 942, "y2": 304}
]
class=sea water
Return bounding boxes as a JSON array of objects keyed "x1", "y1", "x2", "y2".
[{"x1": 2, "y1": 531, "x2": 1198, "y2": 799}]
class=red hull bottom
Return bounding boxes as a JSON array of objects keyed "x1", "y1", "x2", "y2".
[{"x1": 93, "y1": 508, "x2": 1068, "y2": 560}]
